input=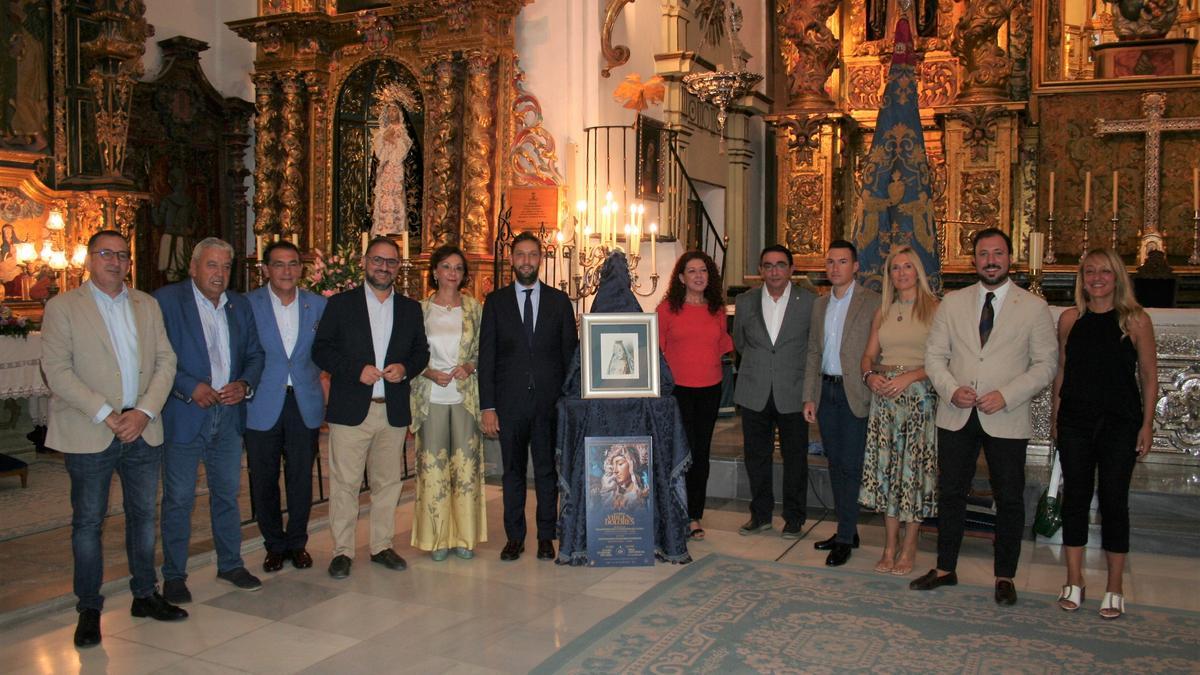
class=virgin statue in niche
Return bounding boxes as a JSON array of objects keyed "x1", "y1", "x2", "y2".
[{"x1": 369, "y1": 83, "x2": 416, "y2": 237}]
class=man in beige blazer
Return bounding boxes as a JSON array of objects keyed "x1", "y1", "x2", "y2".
[
  {"x1": 41, "y1": 230, "x2": 185, "y2": 649},
  {"x1": 911, "y1": 228, "x2": 1057, "y2": 606},
  {"x1": 802, "y1": 240, "x2": 881, "y2": 566}
]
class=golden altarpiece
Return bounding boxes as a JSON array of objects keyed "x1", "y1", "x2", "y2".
[{"x1": 768, "y1": 0, "x2": 1200, "y2": 287}]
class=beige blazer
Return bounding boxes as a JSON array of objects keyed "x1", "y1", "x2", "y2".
[
  {"x1": 801, "y1": 282, "x2": 881, "y2": 418},
  {"x1": 42, "y1": 283, "x2": 177, "y2": 453},
  {"x1": 924, "y1": 281, "x2": 1057, "y2": 439}
]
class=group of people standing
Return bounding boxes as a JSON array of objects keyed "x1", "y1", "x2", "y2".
[{"x1": 657, "y1": 228, "x2": 1156, "y2": 620}]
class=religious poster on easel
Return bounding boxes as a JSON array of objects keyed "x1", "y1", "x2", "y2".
[{"x1": 585, "y1": 436, "x2": 655, "y2": 567}]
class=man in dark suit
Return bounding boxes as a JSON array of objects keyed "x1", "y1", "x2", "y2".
[
  {"x1": 313, "y1": 237, "x2": 429, "y2": 579},
  {"x1": 155, "y1": 237, "x2": 265, "y2": 604},
  {"x1": 732, "y1": 244, "x2": 816, "y2": 538},
  {"x1": 479, "y1": 231, "x2": 578, "y2": 562},
  {"x1": 246, "y1": 240, "x2": 327, "y2": 573}
]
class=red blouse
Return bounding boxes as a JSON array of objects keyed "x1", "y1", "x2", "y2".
[{"x1": 657, "y1": 301, "x2": 733, "y2": 388}]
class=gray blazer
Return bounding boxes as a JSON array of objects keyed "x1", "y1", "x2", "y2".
[
  {"x1": 801, "y1": 282, "x2": 881, "y2": 418},
  {"x1": 732, "y1": 284, "x2": 817, "y2": 414}
]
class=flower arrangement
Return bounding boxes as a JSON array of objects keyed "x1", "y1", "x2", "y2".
[
  {"x1": 304, "y1": 241, "x2": 363, "y2": 297},
  {"x1": 0, "y1": 305, "x2": 35, "y2": 338}
]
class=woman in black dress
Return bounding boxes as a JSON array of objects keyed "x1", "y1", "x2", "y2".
[{"x1": 1051, "y1": 248, "x2": 1157, "y2": 620}]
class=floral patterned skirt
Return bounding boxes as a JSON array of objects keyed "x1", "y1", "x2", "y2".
[
  {"x1": 411, "y1": 402, "x2": 488, "y2": 551},
  {"x1": 859, "y1": 373, "x2": 938, "y2": 522}
]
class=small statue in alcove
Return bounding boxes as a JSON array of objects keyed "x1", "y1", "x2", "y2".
[{"x1": 369, "y1": 82, "x2": 417, "y2": 238}]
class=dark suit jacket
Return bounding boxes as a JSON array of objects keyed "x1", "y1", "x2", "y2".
[
  {"x1": 478, "y1": 281, "x2": 578, "y2": 416},
  {"x1": 312, "y1": 285, "x2": 429, "y2": 428},
  {"x1": 154, "y1": 280, "x2": 265, "y2": 444}
]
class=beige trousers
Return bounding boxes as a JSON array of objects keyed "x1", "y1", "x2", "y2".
[{"x1": 328, "y1": 402, "x2": 407, "y2": 557}]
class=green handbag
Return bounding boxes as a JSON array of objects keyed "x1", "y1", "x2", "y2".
[{"x1": 1033, "y1": 443, "x2": 1063, "y2": 538}]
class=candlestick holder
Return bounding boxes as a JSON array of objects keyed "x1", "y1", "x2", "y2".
[
  {"x1": 1043, "y1": 213, "x2": 1057, "y2": 265},
  {"x1": 561, "y1": 243, "x2": 659, "y2": 300},
  {"x1": 1028, "y1": 266, "x2": 1044, "y2": 298},
  {"x1": 1189, "y1": 210, "x2": 1200, "y2": 266},
  {"x1": 1110, "y1": 214, "x2": 1120, "y2": 251},
  {"x1": 1080, "y1": 211, "x2": 1091, "y2": 259},
  {"x1": 397, "y1": 257, "x2": 415, "y2": 298}
]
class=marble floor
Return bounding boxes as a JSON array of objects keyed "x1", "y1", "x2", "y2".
[{"x1": 1, "y1": 484, "x2": 1197, "y2": 675}]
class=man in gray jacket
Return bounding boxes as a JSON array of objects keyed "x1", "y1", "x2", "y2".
[{"x1": 733, "y1": 245, "x2": 816, "y2": 537}]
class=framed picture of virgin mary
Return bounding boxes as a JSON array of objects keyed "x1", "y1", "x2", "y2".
[{"x1": 581, "y1": 313, "x2": 660, "y2": 399}]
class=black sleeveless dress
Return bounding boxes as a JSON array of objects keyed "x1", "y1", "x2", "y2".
[{"x1": 1057, "y1": 309, "x2": 1141, "y2": 430}]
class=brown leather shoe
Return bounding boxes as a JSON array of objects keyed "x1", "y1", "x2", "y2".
[
  {"x1": 290, "y1": 549, "x2": 313, "y2": 569},
  {"x1": 909, "y1": 569, "x2": 958, "y2": 591},
  {"x1": 263, "y1": 551, "x2": 287, "y2": 573}
]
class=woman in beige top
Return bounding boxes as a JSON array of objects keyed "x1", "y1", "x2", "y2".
[{"x1": 859, "y1": 245, "x2": 940, "y2": 576}]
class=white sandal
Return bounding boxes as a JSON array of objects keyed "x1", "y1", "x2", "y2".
[
  {"x1": 1100, "y1": 592, "x2": 1125, "y2": 620},
  {"x1": 1057, "y1": 584, "x2": 1085, "y2": 611}
]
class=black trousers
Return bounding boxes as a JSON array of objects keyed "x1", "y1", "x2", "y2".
[
  {"x1": 936, "y1": 409, "x2": 1028, "y2": 578},
  {"x1": 741, "y1": 392, "x2": 808, "y2": 524},
  {"x1": 244, "y1": 390, "x2": 318, "y2": 554},
  {"x1": 498, "y1": 398, "x2": 558, "y2": 542},
  {"x1": 1058, "y1": 417, "x2": 1139, "y2": 552},
  {"x1": 673, "y1": 383, "x2": 723, "y2": 521}
]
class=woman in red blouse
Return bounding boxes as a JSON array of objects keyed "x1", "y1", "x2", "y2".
[{"x1": 657, "y1": 251, "x2": 733, "y2": 540}]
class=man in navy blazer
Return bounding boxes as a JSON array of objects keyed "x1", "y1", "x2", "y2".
[
  {"x1": 313, "y1": 237, "x2": 429, "y2": 579},
  {"x1": 479, "y1": 231, "x2": 578, "y2": 562},
  {"x1": 155, "y1": 238, "x2": 265, "y2": 604},
  {"x1": 245, "y1": 240, "x2": 327, "y2": 573}
]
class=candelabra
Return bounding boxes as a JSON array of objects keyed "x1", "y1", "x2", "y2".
[
  {"x1": 1189, "y1": 210, "x2": 1200, "y2": 266},
  {"x1": 398, "y1": 257, "x2": 416, "y2": 297},
  {"x1": 1080, "y1": 210, "x2": 1091, "y2": 259},
  {"x1": 1043, "y1": 213, "x2": 1057, "y2": 265},
  {"x1": 560, "y1": 243, "x2": 660, "y2": 301}
]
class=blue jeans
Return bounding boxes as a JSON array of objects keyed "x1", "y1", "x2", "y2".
[
  {"x1": 65, "y1": 437, "x2": 162, "y2": 612},
  {"x1": 818, "y1": 380, "x2": 869, "y2": 544},
  {"x1": 161, "y1": 405, "x2": 246, "y2": 579}
]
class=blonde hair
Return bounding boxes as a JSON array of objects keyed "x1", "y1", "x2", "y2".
[
  {"x1": 1075, "y1": 248, "x2": 1145, "y2": 336},
  {"x1": 881, "y1": 245, "x2": 937, "y2": 325}
]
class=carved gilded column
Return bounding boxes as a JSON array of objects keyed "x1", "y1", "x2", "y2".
[
  {"x1": 303, "y1": 71, "x2": 329, "y2": 250},
  {"x1": 224, "y1": 99, "x2": 255, "y2": 260},
  {"x1": 279, "y1": 70, "x2": 306, "y2": 236},
  {"x1": 462, "y1": 50, "x2": 497, "y2": 256},
  {"x1": 951, "y1": 0, "x2": 1017, "y2": 103},
  {"x1": 777, "y1": 0, "x2": 841, "y2": 112},
  {"x1": 423, "y1": 56, "x2": 461, "y2": 249},
  {"x1": 252, "y1": 72, "x2": 280, "y2": 235}
]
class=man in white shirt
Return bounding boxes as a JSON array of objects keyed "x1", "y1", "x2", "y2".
[
  {"x1": 42, "y1": 230, "x2": 185, "y2": 648},
  {"x1": 732, "y1": 245, "x2": 816, "y2": 537},
  {"x1": 246, "y1": 241, "x2": 327, "y2": 573}
]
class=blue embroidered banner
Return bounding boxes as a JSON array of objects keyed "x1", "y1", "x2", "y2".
[{"x1": 852, "y1": 18, "x2": 942, "y2": 292}]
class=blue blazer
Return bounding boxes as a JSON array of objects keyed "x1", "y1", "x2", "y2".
[
  {"x1": 245, "y1": 286, "x2": 327, "y2": 430},
  {"x1": 155, "y1": 280, "x2": 265, "y2": 444}
]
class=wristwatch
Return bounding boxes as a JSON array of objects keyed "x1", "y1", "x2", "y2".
[
  {"x1": 237, "y1": 379, "x2": 254, "y2": 400},
  {"x1": 861, "y1": 370, "x2": 878, "y2": 385}
]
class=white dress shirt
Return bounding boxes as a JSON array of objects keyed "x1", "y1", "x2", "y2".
[
  {"x1": 89, "y1": 282, "x2": 149, "y2": 423},
  {"x1": 515, "y1": 280, "x2": 541, "y2": 333},
  {"x1": 365, "y1": 284, "x2": 394, "y2": 398},
  {"x1": 192, "y1": 281, "x2": 231, "y2": 391},
  {"x1": 269, "y1": 286, "x2": 300, "y2": 386},
  {"x1": 761, "y1": 282, "x2": 791, "y2": 345},
  {"x1": 821, "y1": 283, "x2": 855, "y2": 376},
  {"x1": 977, "y1": 278, "x2": 1012, "y2": 319}
]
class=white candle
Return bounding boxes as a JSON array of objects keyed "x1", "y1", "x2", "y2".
[
  {"x1": 402, "y1": 229, "x2": 409, "y2": 261},
  {"x1": 1112, "y1": 170, "x2": 1119, "y2": 219},
  {"x1": 361, "y1": 232, "x2": 369, "y2": 254},
  {"x1": 1048, "y1": 171, "x2": 1055, "y2": 217},
  {"x1": 1084, "y1": 171, "x2": 1091, "y2": 213},
  {"x1": 1029, "y1": 232, "x2": 1044, "y2": 272},
  {"x1": 649, "y1": 222, "x2": 658, "y2": 269},
  {"x1": 289, "y1": 233, "x2": 298, "y2": 246},
  {"x1": 256, "y1": 235, "x2": 264, "y2": 258},
  {"x1": 1193, "y1": 167, "x2": 1198, "y2": 213}
]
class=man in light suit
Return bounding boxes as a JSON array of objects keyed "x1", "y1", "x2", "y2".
[
  {"x1": 42, "y1": 230, "x2": 187, "y2": 648},
  {"x1": 245, "y1": 240, "x2": 326, "y2": 573},
  {"x1": 732, "y1": 244, "x2": 816, "y2": 536},
  {"x1": 911, "y1": 228, "x2": 1057, "y2": 605},
  {"x1": 802, "y1": 240, "x2": 881, "y2": 566},
  {"x1": 156, "y1": 238, "x2": 265, "y2": 604}
]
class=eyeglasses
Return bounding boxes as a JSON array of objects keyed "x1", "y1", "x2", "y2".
[
  {"x1": 366, "y1": 256, "x2": 400, "y2": 268},
  {"x1": 760, "y1": 261, "x2": 790, "y2": 271},
  {"x1": 92, "y1": 249, "x2": 131, "y2": 262},
  {"x1": 268, "y1": 260, "x2": 302, "y2": 270}
]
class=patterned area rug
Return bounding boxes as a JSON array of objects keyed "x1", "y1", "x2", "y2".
[{"x1": 535, "y1": 554, "x2": 1200, "y2": 674}]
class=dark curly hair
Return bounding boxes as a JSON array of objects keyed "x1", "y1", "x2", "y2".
[
  {"x1": 427, "y1": 244, "x2": 469, "y2": 290},
  {"x1": 661, "y1": 250, "x2": 724, "y2": 313}
]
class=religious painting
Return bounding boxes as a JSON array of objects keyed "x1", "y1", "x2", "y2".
[
  {"x1": 0, "y1": 187, "x2": 46, "y2": 291},
  {"x1": 635, "y1": 114, "x2": 665, "y2": 202},
  {"x1": 581, "y1": 312, "x2": 660, "y2": 399},
  {"x1": 0, "y1": 0, "x2": 51, "y2": 152},
  {"x1": 333, "y1": 59, "x2": 424, "y2": 249},
  {"x1": 585, "y1": 436, "x2": 655, "y2": 567}
]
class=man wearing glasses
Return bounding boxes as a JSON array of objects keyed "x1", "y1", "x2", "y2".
[
  {"x1": 313, "y1": 236, "x2": 429, "y2": 579},
  {"x1": 245, "y1": 240, "x2": 327, "y2": 573},
  {"x1": 42, "y1": 230, "x2": 185, "y2": 648},
  {"x1": 732, "y1": 245, "x2": 816, "y2": 538}
]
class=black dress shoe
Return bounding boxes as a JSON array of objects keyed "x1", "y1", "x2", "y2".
[
  {"x1": 995, "y1": 579, "x2": 1018, "y2": 606},
  {"x1": 370, "y1": 548, "x2": 407, "y2": 571},
  {"x1": 825, "y1": 543, "x2": 852, "y2": 567},
  {"x1": 814, "y1": 534, "x2": 860, "y2": 550},
  {"x1": 738, "y1": 518, "x2": 772, "y2": 535},
  {"x1": 290, "y1": 549, "x2": 313, "y2": 569},
  {"x1": 162, "y1": 578, "x2": 192, "y2": 604},
  {"x1": 263, "y1": 551, "x2": 288, "y2": 572},
  {"x1": 131, "y1": 592, "x2": 189, "y2": 621},
  {"x1": 536, "y1": 540, "x2": 555, "y2": 560},
  {"x1": 74, "y1": 609, "x2": 101, "y2": 648},
  {"x1": 217, "y1": 567, "x2": 263, "y2": 591},
  {"x1": 500, "y1": 540, "x2": 524, "y2": 561},
  {"x1": 328, "y1": 554, "x2": 352, "y2": 579},
  {"x1": 909, "y1": 569, "x2": 958, "y2": 591}
]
